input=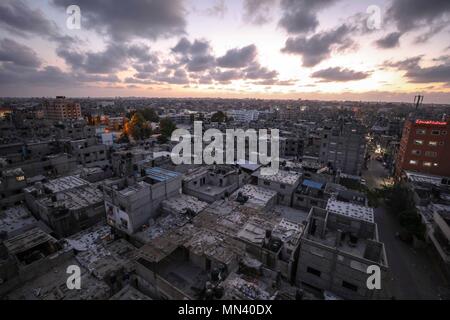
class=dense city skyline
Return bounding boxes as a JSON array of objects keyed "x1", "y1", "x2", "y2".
[{"x1": 0, "y1": 0, "x2": 450, "y2": 102}]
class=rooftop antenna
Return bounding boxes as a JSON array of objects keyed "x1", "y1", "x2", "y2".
[{"x1": 414, "y1": 95, "x2": 424, "y2": 116}]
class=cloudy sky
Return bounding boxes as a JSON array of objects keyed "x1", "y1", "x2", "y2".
[{"x1": 0, "y1": 0, "x2": 449, "y2": 102}]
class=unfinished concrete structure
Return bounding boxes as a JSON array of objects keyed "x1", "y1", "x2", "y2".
[
  {"x1": 296, "y1": 199, "x2": 388, "y2": 299},
  {"x1": 183, "y1": 165, "x2": 245, "y2": 203}
]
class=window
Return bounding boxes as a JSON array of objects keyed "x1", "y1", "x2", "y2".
[
  {"x1": 264, "y1": 181, "x2": 270, "y2": 186},
  {"x1": 416, "y1": 129, "x2": 426, "y2": 135},
  {"x1": 442, "y1": 131, "x2": 447, "y2": 135},
  {"x1": 423, "y1": 162, "x2": 432, "y2": 167},
  {"x1": 342, "y1": 281, "x2": 358, "y2": 292},
  {"x1": 425, "y1": 151, "x2": 437, "y2": 157},
  {"x1": 409, "y1": 160, "x2": 418, "y2": 165},
  {"x1": 433, "y1": 162, "x2": 439, "y2": 167},
  {"x1": 411, "y1": 150, "x2": 421, "y2": 156},
  {"x1": 307, "y1": 267, "x2": 322, "y2": 277},
  {"x1": 428, "y1": 141, "x2": 438, "y2": 147},
  {"x1": 431, "y1": 130, "x2": 440, "y2": 135},
  {"x1": 414, "y1": 140, "x2": 423, "y2": 145},
  {"x1": 439, "y1": 141, "x2": 445, "y2": 146}
]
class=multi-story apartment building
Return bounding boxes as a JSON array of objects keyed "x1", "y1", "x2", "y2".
[
  {"x1": 44, "y1": 96, "x2": 81, "y2": 121},
  {"x1": 395, "y1": 118, "x2": 450, "y2": 178},
  {"x1": 319, "y1": 124, "x2": 366, "y2": 176}
]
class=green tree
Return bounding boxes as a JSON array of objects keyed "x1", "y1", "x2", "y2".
[
  {"x1": 129, "y1": 112, "x2": 152, "y2": 140},
  {"x1": 140, "y1": 108, "x2": 159, "y2": 122},
  {"x1": 159, "y1": 118, "x2": 177, "y2": 140},
  {"x1": 211, "y1": 111, "x2": 227, "y2": 123}
]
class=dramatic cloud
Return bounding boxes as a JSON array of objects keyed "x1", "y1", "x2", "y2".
[
  {"x1": 386, "y1": 0, "x2": 450, "y2": 43},
  {"x1": 210, "y1": 69, "x2": 243, "y2": 83},
  {"x1": 387, "y1": 0, "x2": 450, "y2": 33},
  {"x1": 243, "y1": 0, "x2": 276, "y2": 25},
  {"x1": 52, "y1": 0, "x2": 186, "y2": 41},
  {"x1": 57, "y1": 42, "x2": 155, "y2": 74},
  {"x1": 0, "y1": 39, "x2": 41, "y2": 67},
  {"x1": 311, "y1": 67, "x2": 370, "y2": 82},
  {"x1": 244, "y1": 62, "x2": 278, "y2": 80},
  {"x1": 0, "y1": 0, "x2": 73, "y2": 45},
  {"x1": 216, "y1": 44, "x2": 257, "y2": 68},
  {"x1": 384, "y1": 56, "x2": 450, "y2": 84},
  {"x1": 375, "y1": 32, "x2": 401, "y2": 49},
  {"x1": 172, "y1": 37, "x2": 215, "y2": 72},
  {"x1": 278, "y1": 0, "x2": 339, "y2": 34},
  {"x1": 281, "y1": 24, "x2": 354, "y2": 67},
  {"x1": 0, "y1": 1, "x2": 56, "y2": 37}
]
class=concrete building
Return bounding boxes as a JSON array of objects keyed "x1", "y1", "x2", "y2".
[
  {"x1": 0, "y1": 227, "x2": 72, "y2": 296},
  {"x1": 44, "y1": 96, "x2": 82, "y2": 121},
  {"x1": 395, "y1": 118, "x2": 450, "y2": 178},
  {"x1": 230, "y1": 184, "x2": 277, "y2": 211},
  {"x1": 111, "y1": 148, "x2": 154, "y2": 177},
  {"x1": 296, "y1": 199, "x2": 388, "y2": 299},
  {"x1": 183, "y1": 165, "x2": 244, "y2": 203},
  {"x1": 24, "y1": 176, "x2": 105, "y2": 237},
  {"x1": 103, "y1": 167, "x2": 182, "y2": 235},
  {"x1": 0, "y1": 205, "x2": 39, "y2": 239},
  {"x1": 319, "y1": 124, "x2": 366, "y2": 176},
  {"x1": 252, "y1": 170, "x2": 302, "y2": 206},
  {"x1": 0, "y1": 168, "x2": 27, "y2": 209},
  {"x1": 227, "y1": 109, "x2": 260, "y2": 122},
  {"x1": 67, "y1": 138, "x2": 109, "y2": 167}
]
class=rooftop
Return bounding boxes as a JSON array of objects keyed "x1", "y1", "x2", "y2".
[
  {"x1": 231, "y1": 184, "x2": 277, "y2": 209},
  {"x1": 0, "y1": 205, "x2": 37, "y2": 238},
  {"x1": 144, "y1": 167, "x2": 181, "y2": 182},
  {"x1": 326, "y1": 199, "x2": 374, "y2": 223},
  {"x1": 43, "y1": 176, "x2": 89, "y2": 193},
  {"x1": 40, "y1": 185, "x2": 104, "y2": 210},
  {"x1": 254, "y1": 170, "x2": 301, "y2": 185}
]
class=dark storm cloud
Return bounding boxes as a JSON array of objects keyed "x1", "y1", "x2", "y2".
[
  {"x1": 375, "y1": 32, "x2": 401, "y2": 49},
  {"x1": 0, "y1": 39, "x2": 41, "y2": 67},
  {"x1": 243, "y1": 0, "x2": 276, "y2": 25},
  {"x1": 52, "y1": 0, "x2": 186, "y2": 41},
  {"x1": 0, "y1": 64, "x2": 75, "y2": 87},
  {"x1": 278, "y1": 0, "x2": 339, "y2": 34},
  {"x1": 387, "y1": 0, "x2": 450, "y2": 33},
  {"x1": 384, "y1": 56, "x2": 450, "y2": 84},
  {"x1": 0, "y1": 1, "x2": 56, "y2": 37},
  {"x1": 311, "y1": 67, "x2": 370, "y2": 82},
  {"x1": 281, "y1": 24, "x2": 354, "y2": 67},
  {"x1": 216, "y1": 44, "x2": 257, "y2": 68},
  {"x1": 0, "y1": 0, "x2": 74, "y2": 45},
  {"x1": 57, "y1": 42, "x2": 156, "y2": 74},
  {"x1": 385, "y1": 0, "x2": 450, "y2": 43}
]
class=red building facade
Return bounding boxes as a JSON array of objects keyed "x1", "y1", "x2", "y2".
[{"x1": 395, "y1": 118, "x2": 450, "y2": 178}]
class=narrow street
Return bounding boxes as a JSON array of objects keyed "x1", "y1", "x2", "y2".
[{"x1": 363, "y1": 156, "x2": 449, "y2": 299}]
